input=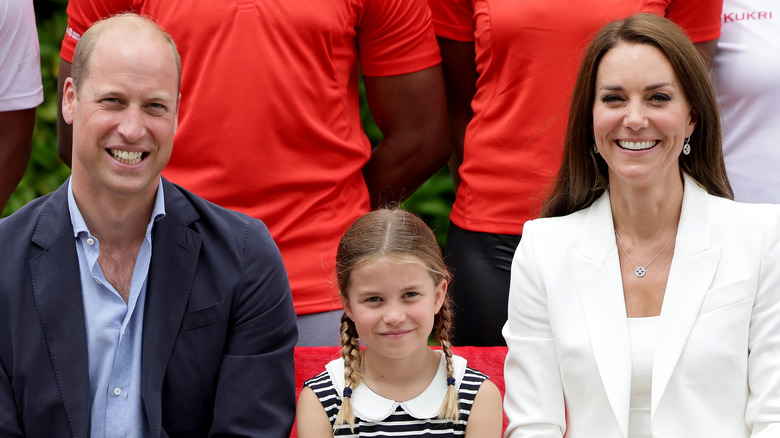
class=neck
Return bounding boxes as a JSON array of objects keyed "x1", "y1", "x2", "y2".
[
  {"x1": 609, "y1": 176, "x2": 684, "y2": 240},
  {"x1": 361, "y1": 346, "x2": 440, "y2": 400},
  {"x1": 72, "y1": 180, "x2": 156, "y2": 246}
]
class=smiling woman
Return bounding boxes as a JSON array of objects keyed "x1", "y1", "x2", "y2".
[{"x1": 503, "y1": 13, "x2": 780, "y2": 438}]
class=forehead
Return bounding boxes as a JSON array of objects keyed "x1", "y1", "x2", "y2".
[
  {"x1": 85, "y1": 27, "x2": 178, "y2": 95},
  {"x1": 596, "y1": 42, "x2": 678, "y2": 86},
  {"x1": 348, "y1": 257, "x2": 435, "y2": 290}
]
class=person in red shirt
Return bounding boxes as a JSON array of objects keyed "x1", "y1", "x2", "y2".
[
  {"x1": 57, "y1": 0, "x2": 449, "y2": 345},
  {"x1": 428, "y1": 0, "x2": 723, "y2": 345}
]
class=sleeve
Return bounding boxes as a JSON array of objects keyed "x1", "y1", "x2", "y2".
[
  {"x1": 745, "y1": 208, "x2": 780, "y2": 436},
  {"x1": 356, "y1": 0, "x2": 442, "y2": 77},
  {"x1": 502, "y1": 221, "x2": 566, "y2": 438},
  {"x1": 0, "y1": 0, "x2": 43, "y2": 111},
  {"x1": 427, "y1": 0, "x2": 475, "y2": 42},
  {"x1": 209, "y1": 219, "x2": 298, "y2": 438},
  {"x1": 0, "y1": 362, "x2": 23, "y2": 437},
  {"x1": 666, "y1": 0, "x2": 723, "y2": 43},
  {"x1": 60, "y1": 0, "x2": 132, "y2": 62}
]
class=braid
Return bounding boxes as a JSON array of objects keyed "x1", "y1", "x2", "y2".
[
  {"x1": 435, "y1": 297, "x2": 460, "y2": 421},
  {"x1": 334, "y1": 313, "x2": 362, "y2": 431}
]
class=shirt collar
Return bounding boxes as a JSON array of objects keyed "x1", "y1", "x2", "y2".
[
  {"x1": 68, "y1": 177, "x2": 167, "y2": 239},
  {"x1": 326, "y1": 350, "x2": 467, "y2": 422}
]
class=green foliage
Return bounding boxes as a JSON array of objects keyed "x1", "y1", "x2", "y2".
[{"x1": 6, "y1": 1, "x2": 455, "y2": 246}]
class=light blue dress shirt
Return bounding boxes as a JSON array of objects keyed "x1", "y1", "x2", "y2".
[{"x1": 68, "y1": 178, "x2": 165, "y2": 438}]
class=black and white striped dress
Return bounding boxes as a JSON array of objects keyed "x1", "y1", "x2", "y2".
[{"x1": 303, "y1": 351, "x2": 489, "y2": 437}]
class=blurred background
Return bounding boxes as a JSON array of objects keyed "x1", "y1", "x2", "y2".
[{"x1": 6, "y1": 0, "x2": 455, "y2": 245}]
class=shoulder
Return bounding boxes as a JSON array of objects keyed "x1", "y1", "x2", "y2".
[
  {"x1": 303, "y1": 360, "x2": 342, "y2": 414},
  {"x1": 164, "y1": 181, "x2": 278, "y2": 251}
]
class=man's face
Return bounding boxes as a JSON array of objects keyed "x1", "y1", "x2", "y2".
[{"x1": 62, "y1": 28, "x2": 180, "y2": 203}]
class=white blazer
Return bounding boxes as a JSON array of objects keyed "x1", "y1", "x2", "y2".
[{"x1": 502, "y1": 174, "x2": 780, "y2": 438}]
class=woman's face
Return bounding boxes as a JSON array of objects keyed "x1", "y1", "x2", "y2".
[{"x1": 592, "y1": 42, "x2": 696, "y2": 190}]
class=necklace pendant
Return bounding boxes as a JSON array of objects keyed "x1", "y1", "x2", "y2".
[{"x1": 635, "y1": 267, "x2": 646, "y2": 278}]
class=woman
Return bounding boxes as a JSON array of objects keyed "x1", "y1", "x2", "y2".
[
  {"x1": 503, "y1": 14, "x2": 780, "y2": 437},
  {"x1": 427, "y1": 0, "x2": 722, "y2": 346}
]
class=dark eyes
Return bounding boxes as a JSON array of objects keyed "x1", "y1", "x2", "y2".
[
  {"x1": 650, "y1": 93, "x2": 671, "y2": 102},
  {"x1": 599, "y1": 93, "x2": 672, "y2": 103}
]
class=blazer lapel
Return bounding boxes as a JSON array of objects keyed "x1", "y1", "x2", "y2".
[
  {"x1": 141, "y1": 180, "x2": 201, "y2": 438},
  {"x1": 29, "y1": 183, "x2": 91, "y2": 438},
  {"x1": 571, "y1": 193, "x2": 632, "y2": 438},
  {"x1": 651, "y1": 175, "x2": 720, "y2": 415}
]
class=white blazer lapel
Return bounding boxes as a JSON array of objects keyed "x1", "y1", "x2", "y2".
[
  {"x1": 651, "y1": 175, "x2": 721, "y2": 415},
  {"x1": 571, "y1": 193, "x2": 632, "y2": 438}
]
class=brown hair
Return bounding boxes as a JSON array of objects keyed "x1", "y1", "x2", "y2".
[
  {"x1": 334, "y1": 209, "x2": 459, "y2": 430},
  {"x1": 71, "y1": 13, "x2": 182, "y2": 95},
  {"x1": 541, "y1": 13, "x2": 732, "y2": 218}
]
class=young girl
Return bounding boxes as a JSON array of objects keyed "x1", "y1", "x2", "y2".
[{"x1": 296, "y1": 209, "x2": 503, "y2": 437}]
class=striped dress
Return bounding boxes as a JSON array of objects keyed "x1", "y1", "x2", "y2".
[{"x1": 303, "y1": 352, "x2": 489, "y2": 437}]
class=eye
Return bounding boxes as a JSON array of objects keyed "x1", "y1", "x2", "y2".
[
  {"x1": 402, "y1": 291, "x2": 420, "y2": 299},
  {"x1": 650, "y1": 93, "x2": 671, "y2": 102},
  {"x1": 364, "y1": 296, "x2": 381, "y2": 303},
  {"x1": 599, "y1": 94, "x2": 624, "y2": 106}
]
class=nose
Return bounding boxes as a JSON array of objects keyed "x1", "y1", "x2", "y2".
[
  {"x1": 383, "y1": 303, "x2": 406, "y2": 326},
  {"x1": 117, "y1": 106, "x2": 146, "y2": 143},
  {"x1": 623, "y1": 101, "x2": 648, "y2": 131}
]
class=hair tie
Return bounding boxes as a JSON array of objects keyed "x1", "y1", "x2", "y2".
[
  {"x1": 343, "y1": 387, "x2": 353, "y2": 398},
  {"x1": 447, "y1": 377, "x2": 456, "y2": 386}
]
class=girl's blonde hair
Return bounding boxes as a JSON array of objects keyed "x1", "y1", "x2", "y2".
[{"x1": 334, "y1": 209, "x2": 459, "y2": 431}]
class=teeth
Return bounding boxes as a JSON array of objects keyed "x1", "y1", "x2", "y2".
[
  {"x1": 618, "y1": 140, "x2": 656, "y2": 151},
  {"x1": 110, "y1": 149, "x2": 143, "y2": 165}
]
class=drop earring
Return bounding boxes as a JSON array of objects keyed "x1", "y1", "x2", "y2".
[
  {"x1": 683, "y1": 137, "x2": 691, "y2": 155},
  {"x1": 593, "y1": 143, "x2": 599, "y2": 155}
]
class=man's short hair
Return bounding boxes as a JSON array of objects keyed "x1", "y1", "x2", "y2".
[{"x1": 71, "y1": 13, "x2": 182, "y2": 94}]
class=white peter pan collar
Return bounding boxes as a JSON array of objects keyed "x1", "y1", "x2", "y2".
[{"x1": 325, "y1": 350, "x2": 467, "y2": 422}]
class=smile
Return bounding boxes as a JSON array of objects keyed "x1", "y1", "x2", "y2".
[
  {"x1": 109, "y1": 148, "x2": 146, "y2": 165},
  {"x1": 379, "y1": 329, "x2": 413, "y2": 338},
  {"x1": 617, "y1": 140, "x2": 658, "y2": 151}
]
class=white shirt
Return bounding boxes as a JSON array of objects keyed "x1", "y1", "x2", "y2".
[
  {"x1": 714, "y1": 0, "x2": 780, "y2": 203},
  {"x1": 0, "y1": 0, "x2": 44, "y2": 111}
]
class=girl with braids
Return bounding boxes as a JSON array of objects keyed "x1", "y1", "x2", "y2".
[{"x1": 296, "y1": 209, "x2": 502, "y2": 437}]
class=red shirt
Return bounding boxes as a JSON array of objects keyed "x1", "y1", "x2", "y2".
[
  {"x1": 428, "y1": 0, "x2": 722, "y2": 234},
  {"x1": 62, "y1": 0, "x2": 441, "y2": 314}
]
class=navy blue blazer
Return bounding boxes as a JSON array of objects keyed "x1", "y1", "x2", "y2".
[{"x1": 0, "y1": 179, "x2": 297, "y2": 437}]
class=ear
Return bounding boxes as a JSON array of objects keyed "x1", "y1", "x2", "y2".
[
  {"x1": 173, "y1": 93, "x2": 182, "y2": 134},
  {"x1": 62, "y1": 77, "x2": 77, "y2": 125},
  {"x1": 341, "y1": 294, "x2": 353, "y2": 320},
  {"x1": 433, "y1": 279, "x2": 447, "y2": 314},
  {"x1": 686, "y1": 107, "x2": 699, "y2": 138}
]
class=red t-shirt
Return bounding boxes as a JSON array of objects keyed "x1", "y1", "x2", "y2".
[
  {"x1": 62, "y1": 0, "x2": 441, "y2": 315},
  {"x1": 428, "y1": 0, "x2": 722, "y2": 234}
]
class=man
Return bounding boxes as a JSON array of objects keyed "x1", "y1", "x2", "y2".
[
  {"x1": 0, "y1": 14, "x2": 297, "y2": 437},
  {"x1": 0, "y1": 0, "x2": 43, "y2": 212},
  {"x1": 56, "y1": 0, "x2": 450, "y2": 345}
]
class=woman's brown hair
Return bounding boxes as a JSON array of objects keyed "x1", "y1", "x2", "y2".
[
  {"x1": 542, "y1": 13, "x2": 732, "y2": 218},
  {"x1": 333, "y1": 209, "x2": 459, "y2": 431}
]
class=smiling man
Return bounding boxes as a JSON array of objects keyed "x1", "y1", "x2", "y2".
[{"x1": 0, "y1": 14, "x2": 297, "y2": 437}]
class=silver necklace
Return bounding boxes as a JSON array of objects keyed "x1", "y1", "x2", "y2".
[{"x1": 614, "y1": 231, "x2": 676, "y2": 278}]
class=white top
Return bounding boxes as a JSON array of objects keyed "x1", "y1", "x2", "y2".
[
  {"x1": 714, "y1": 0, "x2": 780, "y2": 203},
  {"x1": 628, "y1": 316, "x2": 660, "y2": 438},
  {"x1": 0, "y1": 0, "x2": 44, "y2": 111},
  {"x1": 324, "y1": 350, "x2": 468, "y2": 421}
]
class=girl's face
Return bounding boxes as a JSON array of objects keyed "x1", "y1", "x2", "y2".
[
  {"x1": 592, "y1": 42, "x2": 696, "y2": 190},
  {"x1": 342, "y1": 256, "x2": 446, "y2": 360}
]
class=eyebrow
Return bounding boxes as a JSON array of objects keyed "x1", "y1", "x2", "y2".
[{"x1": 600, "y1": 82, "x2": 673, "y2": 92}]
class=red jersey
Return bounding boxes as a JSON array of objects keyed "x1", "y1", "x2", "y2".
[
  {"x1": 62, "y1": 0, "x2": 441, "y2": 314},
  {"x1": 428, "y1": 0, "x2": 722, "y2": 234}
]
